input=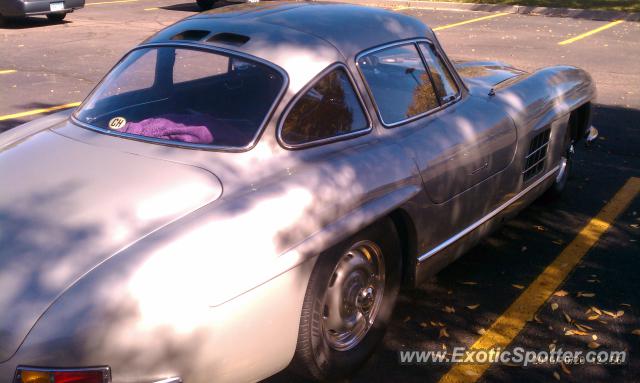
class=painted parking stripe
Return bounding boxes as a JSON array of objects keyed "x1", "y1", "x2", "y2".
[
  {"x1": 0, "y1": 102, "x2": 81, "y2": 122},
  {"x1": 0, "y1": 70, "x2": 17, "y2": 75},
  {"x1": 433, "y1": 12, "x2": 508, "y2": 31},
  {"x1": 439, "y1": 176, "x2": 640, "y2": 383},
  {"x1": 559, "y1": 20, "x2": 624, "y2": 45}
]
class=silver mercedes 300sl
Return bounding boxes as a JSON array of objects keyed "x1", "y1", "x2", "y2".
[{"x1": 0, "y1": 2, "x2": 596, "y2": 383}]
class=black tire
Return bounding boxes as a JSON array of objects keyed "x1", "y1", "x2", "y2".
[
  {"x1": 292, "y1": 218, "x2": 402, "y2": 381},
  {"x1": 46, "y1": 13, "x2": 67, "y2": 22},
  {"x1": 196, "y1": 0, "x2": 214, "y2": 11}
]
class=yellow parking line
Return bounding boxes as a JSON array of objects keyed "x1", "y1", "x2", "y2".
[
  {"x1": 0, "y1": 102, "x2": 81, "y2": 122},
  {"x1": 86, "y1": 0, "x2": 140, "y2": 6},
  {"x1": 0, "y1": 69, "x2": 17, "y2": 75},
  {"x1": 439, "y1": 176, "x2": 640, "y2": 383},
  {"x1": 433, "y1": 12, "x2": 508, "y2": 31},
  {"x1": 559, "y1": 20, "x2": 624, "y2": 45}
]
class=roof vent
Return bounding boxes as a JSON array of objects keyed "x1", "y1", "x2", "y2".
[
  {"x1": 207, "y1": 32, "x2": 250, "y2": 46},
  {"x1": 171, "y1": 30, "x2": 210, "y2": 41}
]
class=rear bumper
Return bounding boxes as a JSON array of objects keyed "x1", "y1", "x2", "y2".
[{"x1": 1, "y1": 0, "x2": 85, "y2": 17}]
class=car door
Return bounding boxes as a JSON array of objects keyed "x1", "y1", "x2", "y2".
[{"x1": 357, "y1": 41, "x2": 517, "y2": 244}]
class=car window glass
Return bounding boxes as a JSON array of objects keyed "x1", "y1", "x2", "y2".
[
  {"x1": 419, "y1": 43, "x2": 459, "y2": 103},
  {"x1": 74, "y1": 47, "x2": 284, "y2": 149},
  {"x1": 101, "y1": 49, "x2": 157, "y2": 97},
  {"x1": 358, "y1": 44, "x2": 438, "y2": 125},
  {"x1": 173, "y1": 49, "x2": 230, "y2": 83},
  {"x1": 281, "y1": 67, "x2": 368, "y2": 146}
]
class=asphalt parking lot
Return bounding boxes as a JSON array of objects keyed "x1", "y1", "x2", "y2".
[{"x1": 1, "y1": 1, "x2": 639, "y2": 382}]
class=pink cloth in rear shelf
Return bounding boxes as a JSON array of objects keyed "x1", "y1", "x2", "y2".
[{"x1": 122, "y1": 114, "x2": 214, "y2": 144}]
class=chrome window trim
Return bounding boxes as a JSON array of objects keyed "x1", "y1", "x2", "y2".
[
  {"x1": 354, "y1": 38, "x2": 463, "y2": 129},
  {"x1": 71, "y1": 41, "x2": 289, "y2": 153},
  {"x1": 418, "y1": 165, "x2": 560, "y2": 263},
  {"x1": 277, "y1": 62, "x2": 373, "y2": 150},
  {"x1": 14, "y1": 366, "x2": 111, "y2": 383}
]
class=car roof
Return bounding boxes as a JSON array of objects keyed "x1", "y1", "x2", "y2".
[{"x1": 144, "y1": 2, "x2": 432, "y2": 91}]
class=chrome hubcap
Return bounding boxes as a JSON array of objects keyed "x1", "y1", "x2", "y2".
[
  {"x1": 322, "y1": 240, "x2": 385, "y2": 351},
  {"x1": 556, "y1": 143, "x2": 574, "y2": 184}
]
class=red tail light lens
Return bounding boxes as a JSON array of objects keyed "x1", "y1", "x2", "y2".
[{"x1": 16, "y1": 368, "x2": 110, "y2": 383}]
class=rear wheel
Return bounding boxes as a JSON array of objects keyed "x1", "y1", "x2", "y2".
[
  {"x1": 292, "y1": 218, "x2": 402, "y2": 381},
  {"x1": 46, "y1": 13, "x2": 67, "y2": 22},
  {"x1": 196, "y1": 0, "x2": 214, "y2": 10}
]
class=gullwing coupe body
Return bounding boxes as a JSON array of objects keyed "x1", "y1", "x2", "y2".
[{"x1": 0, "y1": 2, "x2": 596, "y2": 383}]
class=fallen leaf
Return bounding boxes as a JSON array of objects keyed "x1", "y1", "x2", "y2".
[
  {"x1": 551, "y1": 303, "x2": 559, "y2": 311},
  {"x1": 561, "y1": 361, "x2": 571, "y2": 375},
  {"x1": 573, "y1": 330, "x2": 589, "y2": 336},
  {"x1": 534, "y1": 225, "x2": 546, "y2": 231},
  {"x1": 554, "y1": 290, "x2": 569, "y2": 297},
  {"x1": 564, "y1": 330, "x2": 575, "y2": 336},
  {"x1": 430, "y1": 321, "x2": 438, "y2": 327},
  {"x1": 631, "y1": 329, "x2": 640, "y2": 336},
  {"x1": 592, "y1": 334, "x2": 598, "y2": 340},
  {"x1": 439, "y1": 327, "x2": 450, "y2": 338},
  {"x1": 620, "y1": 303, "x2": 631, "y2": 307},
  {"x1": 587, "y1": 279, "x2": 600, "y2": 283},
  {"x1": 419, "y1": 322, "x2": 428, "y2": 328},
  {"x1": 553, "y1": 371, "x2": 561, "y2": 380},
  {"x1": 563, "y1": 312, "x2": 573, "y2": 324},
  {"x1": 534, "y1": 314, "x2": 543, "y2": 323},
  {"x1": 591, "y1": 306, "x2": 602, "y2": 315},
  {"x1": 588, "y1": 314, "x2": 600, "y2": 320},
  {"x1": 577, "y1": 292, "x2": 595, "y2": 298},
  {"x1": 443, "y1": 306, "x2": 455, "y2": 314},
  {"x1": 549, "y1": 343, "x2": 556, "y2": 351},
  {"x1": 603, "y1": 310, "x2": 617, "y2": 317},
  {"x1": 588, "y1": 342, "x2": 600, "y2": 349},
  {"x1": 512, "y1": 284, "x2": 525, "y2": 290},
  {"x1": 442, "y1": 343, "x2": 447, "y2": 350},
  {"x1": 461, "y1": 281, "x2": 478, "y2": 285},
  {"x1": 585, "y1": 308, "x2": 592, "y2": 314},
  {"x1": 630, "y1": 223, "x2": 639, "y2": 229},
  {"x1": 477, "y1": 328, "x2": 486, "y2": 335},
  {"x1": 552, "y1": 239, "x2": 565, "y2": 245},
  {"x1": 575, "y1": 323, "x2": 592, "y2": 332},
  {"x1": 466, "y1": 304, "x2": 480, "y2": 310},
  {"x1": 616, "y1": 310, "x2": 625, "y2": 318}
]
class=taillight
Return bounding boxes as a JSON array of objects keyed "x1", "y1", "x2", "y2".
[{"x1": 15, "y1": 367, "x2": 110, "y2": 383}]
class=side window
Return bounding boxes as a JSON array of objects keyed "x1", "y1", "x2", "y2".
[
  {"x1": 419, "y1": 43, "x2": 459, "y2": 103},
  {"x1": 358, "y1": 44, "x2": 439, "y2": 125},
  {"x1": 173, "y1": 49, "x2": 229, "y2": 83},
  {"x1": 281, "y1": 67, "x2": 369, "y2": 146}
]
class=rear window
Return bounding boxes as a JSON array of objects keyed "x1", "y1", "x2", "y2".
[{"x1": 74, "y1": 47, "x2": 284, "y2": 149}]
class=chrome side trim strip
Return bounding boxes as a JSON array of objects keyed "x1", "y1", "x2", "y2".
[
  {"x1": 417, "y1": 165, "x2": 559, "y2": 263},
  {"x1": 152, "y1": 378, "x2": 182, "y2": 383}
]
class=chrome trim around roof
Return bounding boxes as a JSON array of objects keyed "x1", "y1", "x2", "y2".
[
  {"x1": 418, "y1": 165, "x2": 560, "y2": 263},
  {"x1": 277, "y1": 62, "x2": 373, "y2": 150},
  {"x1": 354, "y1": 38, "x2": 463, "y2": 129},
  {"x1": 71, "y1": 41, "x2": 289, "y2": 153}
]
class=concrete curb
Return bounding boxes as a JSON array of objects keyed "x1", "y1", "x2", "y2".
[{"x1": 323, "y1": 0, "x2": 640, "y2": 21}]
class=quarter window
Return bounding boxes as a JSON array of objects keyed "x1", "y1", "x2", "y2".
[
  {"x1": 358, "y1": 44, "x2": 439, "y2": 125},
  {"x1": 281, "y1": 67, "x2": 368, "y2": 146},
  {"x1": 419, "y1": 43, "x2": 459, "y2": 103}
]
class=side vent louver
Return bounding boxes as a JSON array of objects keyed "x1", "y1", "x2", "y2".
[
  {"x1": 523, "y1": 129, "x2": 550, "y2": 182},
  {"x1": 171, "y1": 30, "x2": 210, "y2": 41},
  {"x1": 207, "y1": 33, "x2": 250, "y2": 46}
]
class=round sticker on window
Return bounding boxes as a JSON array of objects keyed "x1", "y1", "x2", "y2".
[{"x1": 108, "y1": 117, "x2": 127, "y2": 130}]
